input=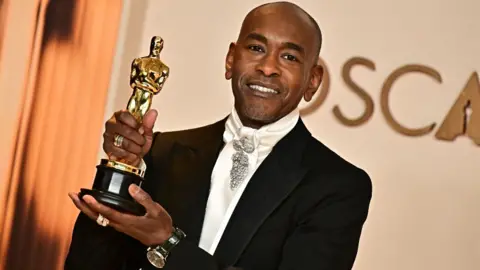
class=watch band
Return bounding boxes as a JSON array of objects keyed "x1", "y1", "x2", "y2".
[
  {"x1": 161, "y1": 227, "x2": 186, "y2": 253},
  {"x1": 147, "y1": 227, "x2": 186, "y2": 268}
]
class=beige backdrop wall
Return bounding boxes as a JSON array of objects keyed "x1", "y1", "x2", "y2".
[{"x1": 103, "y1": 0, "x2": 480, "y2": 269}]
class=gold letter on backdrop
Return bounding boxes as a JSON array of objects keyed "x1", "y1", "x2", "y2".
[
  {"x1": 381, "y1": 64, "x2": 442, "y2": 136},
  {"x1": 333, "y1": 57, "x2": 375, "y2": 126},
  {"x1": 435, "y1": 72, "x2": 480, "y2": 145}
]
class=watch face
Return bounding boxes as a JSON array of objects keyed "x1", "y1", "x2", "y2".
[{"x1": 147, "y1": 250, "x2": 165, "y2": 268}]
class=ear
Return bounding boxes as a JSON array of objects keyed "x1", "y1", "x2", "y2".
[
  {"x1": 225, "y1": 42, "x2": 236, "y2": 80},
  {"x1": 303, "y1": 57, "x2": 324, "y2": 102}
]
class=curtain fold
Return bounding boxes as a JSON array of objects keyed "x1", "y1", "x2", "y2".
[
  {"x1": 0, "y1": 1, "x2": 45, "y2": 268},
  {"x1": 0, "y1": 0, "x2": 123, "y2": 269},
  {"x1": 0, "y1": 0, "x2": 8, "y2": 65}
]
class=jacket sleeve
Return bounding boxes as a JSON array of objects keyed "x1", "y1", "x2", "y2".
[
  {"x1": 64, "y1": 212, "x2": 144, "y2": 270},
  {"x1": 64, "y1": 213, "x2": 227, "y2": 270}
]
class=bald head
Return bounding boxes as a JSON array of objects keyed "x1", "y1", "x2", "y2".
[{"x1": 241, "y1": 1, "x2": 322, "y2": 57}]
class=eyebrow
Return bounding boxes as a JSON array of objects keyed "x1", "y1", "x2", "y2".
[
  {"x1": 245, "y1": 32, "x2": 305, "y2": 54},
  {"x1": 285, "y1": 42, "x2": 304, "y2": 54},
  {"x1": 246, "y1": 33, "x2": 268, "y2": 43}
]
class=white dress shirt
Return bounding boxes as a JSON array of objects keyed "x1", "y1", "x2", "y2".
[{"x1": 198, "y1": 107, "x2": 300, "y2": 255}]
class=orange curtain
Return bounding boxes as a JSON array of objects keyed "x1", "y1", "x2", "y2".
[
  {"x1": 0, "y1": 0, "x2": 44, "y2": 266},
  {"x1": 0, "y1": 0, "x2": 8, "y2": 64},
  {"x1": 0, "y1": 0, "x2": 123, "y2": 269}
]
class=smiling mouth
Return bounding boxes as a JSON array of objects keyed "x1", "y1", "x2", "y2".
[{"x1": 247, "y1": 84, "x2": 279, "y2": 95}]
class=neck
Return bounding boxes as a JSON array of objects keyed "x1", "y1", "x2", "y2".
[
  {"x1": 236, "y1": 114, "x2": 271, "y2": 129},
  {"x1": 235, "y1": 110, "x2": 299, "y2": 130}
]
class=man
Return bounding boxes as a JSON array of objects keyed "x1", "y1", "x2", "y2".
[{"x1": 65, "y1": 1, "x2": 372, "y2": 269}]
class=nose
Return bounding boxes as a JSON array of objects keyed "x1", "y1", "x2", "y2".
[{"x1": 256, "y1": 53, "x2": 280, "y2": 77}]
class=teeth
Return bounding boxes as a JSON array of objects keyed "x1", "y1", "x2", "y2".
[{"x1": 249, "y1": 84, "x2": 278, "y2": 94}]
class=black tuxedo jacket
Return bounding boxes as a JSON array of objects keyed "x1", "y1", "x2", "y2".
[{"x1": 64, "y1": 118, "x2": 372, "y2": 270}]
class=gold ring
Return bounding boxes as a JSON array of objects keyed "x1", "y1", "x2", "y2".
[
  {"x1": 113, "y1": 134, "x2": 124, "y2": 147},
  {"x1": 96, "y1": 214, "x2": 109, "y2": 227}
]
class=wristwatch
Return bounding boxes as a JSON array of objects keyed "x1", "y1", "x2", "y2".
[{"x1": 146, "y1": 227, "x2": 186, "y2": 268}]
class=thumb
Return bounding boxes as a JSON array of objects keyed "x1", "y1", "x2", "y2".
[
  {"x1": 142, "y1": 109, "x2": 158, "y2": 133},
  {"x1": 141, "y1": 109, "x2": 158, "y2": 153}
]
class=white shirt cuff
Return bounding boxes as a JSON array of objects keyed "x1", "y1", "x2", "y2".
[{"x1": 138, "y1": 159, "x2": 147, "y2": 171}]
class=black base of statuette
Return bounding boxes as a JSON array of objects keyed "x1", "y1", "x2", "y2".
[{"x1": 79, "y1": 163, "x2": 146, "y2": 216}]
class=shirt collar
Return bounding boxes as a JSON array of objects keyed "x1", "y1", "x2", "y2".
[{"x1": 223, "y1": 107, "x2": 300, "y2": 150}]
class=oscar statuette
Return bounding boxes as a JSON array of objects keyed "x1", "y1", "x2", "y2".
[{"x1": 79, "y1": 36, "x2": 169, "y2": 216}]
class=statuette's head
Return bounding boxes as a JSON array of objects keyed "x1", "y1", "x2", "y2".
[{"x1": 150, "y1": 36, "x2": 164, "y2": 58}]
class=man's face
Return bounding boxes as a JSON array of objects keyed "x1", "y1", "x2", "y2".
[{"x1": 225, "y1": 6, "x2": 323, "y2": 128}]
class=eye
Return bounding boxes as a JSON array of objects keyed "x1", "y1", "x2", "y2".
[
  {"x1": 248, "y1": 45, "x2": 265, "y2": 53},
  {"x1": 282, "y1": 54, "x2": 298, "y2": 62}
]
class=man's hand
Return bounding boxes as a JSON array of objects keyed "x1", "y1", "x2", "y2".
[
  {"x1": 68, "y1": 184, "x2": 173, "y2": 247},
  {"x1": 103, "y1": 109, "x2": 158, "y2": 166}
]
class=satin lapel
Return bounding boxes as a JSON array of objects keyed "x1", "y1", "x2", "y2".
[
  {"x1": 213, "y1": 119, "x2": 311, "y2": 266},
  {"x1": 154, "y1": 119, "x2": 226, "y2": 245}
]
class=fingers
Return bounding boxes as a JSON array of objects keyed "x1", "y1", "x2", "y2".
[
  {"x1": 103, "y1": 138, "x2": 139, "y2": 164},
  {"x1": 105, "y1": 115, "x2": 145, "y2": 146},
  {"x1": 69, "y1": 193, "x2": 102, "y2": 221},
  {"x1": 102, "y1": 109, "x2": 158, "y2": 165},
  {"x1": 128, "y1": 184, "x2": 161, "y2": 217},
  {"x1": 102, "y1": 109, "x2": 149, "y2": 164},
  {"x1": 103, "y1": 132, "x2": 142, "y2": 157},
  {"x1": 69, "y1": 193, "x2": 130, "y2": 233},
  {"x1": 114, "y1": 110, "x2": 140, "y2": 129},
  {"x1": 81, "y1": 194, "x2": 133, "y2": 225}
]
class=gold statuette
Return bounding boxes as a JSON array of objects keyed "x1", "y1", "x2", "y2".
[
  {"x1": 127, "y1": 36, "x2": 169, "y2": 123},
  {"x1": 105, "y1": 36, "x2": 170, "y2": 177},
  {"x1": 79, "y1": 36, "x2": 170, "y2": 215}
]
